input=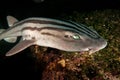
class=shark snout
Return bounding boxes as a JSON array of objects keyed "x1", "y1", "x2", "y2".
[
  {"x1": 89, "y1": 39, "x2": 107, "y2": 54},
  {"x1": 99, "y1": 39, "x2": 107, "y2": 50}
]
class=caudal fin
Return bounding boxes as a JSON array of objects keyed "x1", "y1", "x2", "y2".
[
  {"x1": 0, "y1": 16, "x2": 19, "y2": 43},
  {"x1": 0, "y1": 29, "x2": 17, "y2": 43}
]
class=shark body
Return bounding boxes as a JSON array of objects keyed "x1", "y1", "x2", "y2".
[{"x1": 0, "y1": 16, "x2": 107, "y2": 56}]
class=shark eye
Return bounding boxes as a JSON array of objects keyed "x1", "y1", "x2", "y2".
[
  {"x1": 64, "y1": 32, "x2": 81, "y2": 40},
  {"x1": 64, "y1": 34, "x2": 81, "y2": 40},
  {"x1": 72, "y1": 35, "x2": 81, "y2": 40}
]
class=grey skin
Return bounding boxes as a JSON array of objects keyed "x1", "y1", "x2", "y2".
[
  {"x1": 0, "y1": 16, "x2": 107, "y2": 56},
  {"x1": 35, "y1": 28, "x2": 107, "y2": 54}
]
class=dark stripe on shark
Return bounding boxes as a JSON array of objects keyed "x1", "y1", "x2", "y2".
[
  {"x1": 67, "y1": 21, "x2": 100, "y2": 38},
  {"x1": 22, "y1": 27, "x2": 76, "y2": 42},
  {"x1": 22, "y1": 26, "x2": 100, "y2": 39},
  {"x1": 41, "y1": 32, "x2": 76, "y2": 42},
  {"x1": 22, "y1": 27, "x2": 76, "y2": 32},
  {"x1": 16, "y1": 19, "x2": 100, "y2": 39}
]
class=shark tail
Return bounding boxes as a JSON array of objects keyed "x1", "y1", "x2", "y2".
[
  {"x1": 0, "y1": 29, "x2": 17, "y2": 43},
  {"x1": 0, "y1": 16, "x2": 19, "y2": 43}
]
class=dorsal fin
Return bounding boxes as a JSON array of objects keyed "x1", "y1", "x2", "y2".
[{"x1": 7, "y1": 16, "x2": 18, "y2": 27}]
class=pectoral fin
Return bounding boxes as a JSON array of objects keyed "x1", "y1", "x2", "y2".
[{"x1": 5, "y1": 40, "x2": 35, "y2": 56}]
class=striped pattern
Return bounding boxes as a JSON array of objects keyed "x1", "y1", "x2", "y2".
[{"x1": 14, "y1": 17, "x2": 101, "y2": 39}]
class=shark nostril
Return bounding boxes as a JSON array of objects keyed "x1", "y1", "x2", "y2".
[
  {"x1": 88, "y1": 47, "x2": 100, "y2": 54},
  {"x1": 88, "y1": 48, "x2": 92, "y2": 51}
]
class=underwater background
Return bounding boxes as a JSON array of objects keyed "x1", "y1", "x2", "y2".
[{"x1": 0, "y1": 0, "x2": 120, "y2": 80}]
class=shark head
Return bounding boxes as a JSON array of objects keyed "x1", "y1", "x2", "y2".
[{"x1": 35, "y1": 28, "x2": 107, "y2": 54}]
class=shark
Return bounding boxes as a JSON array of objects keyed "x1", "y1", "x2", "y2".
[{"x1": 0, "y1": 16, "x2": 107, "y2": 56}]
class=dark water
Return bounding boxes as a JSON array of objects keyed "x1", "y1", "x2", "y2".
[{"x1": 0, "y1": 0, "x2": 119, "y2": 17}]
